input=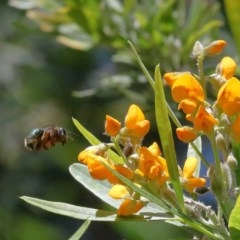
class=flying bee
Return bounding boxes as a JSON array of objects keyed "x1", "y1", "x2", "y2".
[{"x1": 24, "y1": 126, "x2": 67, "y2": 151}]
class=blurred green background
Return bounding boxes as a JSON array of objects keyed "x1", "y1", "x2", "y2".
[{"x1": 1, "y1": 0, "x2": 240, "y2": 239}]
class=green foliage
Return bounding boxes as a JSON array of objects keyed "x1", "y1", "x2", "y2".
[
  {"x1": 229, "y1": 195, "x2": 240, "y2": 239},
  {"x1": 223, "y1": 0, "x2": 240, "y2": 58},
  {"x1": 10, "y1": 0, "x2": 223, "y2": 99}
]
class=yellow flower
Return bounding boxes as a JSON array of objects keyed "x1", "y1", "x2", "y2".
[
  {"x1": 217, "y1": 77, "x2": 240, "y2": 116},
  {"x1": 204, "y1": 40, "x2": 226, "y2": 56},
  {"x1": 122, "y1": 104, "x2": 150, "y2": 139},
  {"x1": 105, "y1": 115, "x2": 121, "y2": 136},
  {"x1": 176, "y1": 127, "x2": 197, "y2": 142},
  {"x1": 218, "y1": 56, "x2": 236, "y2": 80},
  {"x1": 109, "y1": 184, "x2": 131, "y2": 199},
  {"x1": 171, "y1": 73, "x2": 204, "y2": 103},
  {"x1": 180, "y1": 157, "x2": 206, "y2": 193}
]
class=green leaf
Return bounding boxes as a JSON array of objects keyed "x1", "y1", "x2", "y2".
[
  {"x1": 232, "y1": 142, "x2": 240, "y2": 186},
  {"x1": 68, "y1": 220, "x2": 91, "y2": 240},
  {"x1": 72, "y1": 117, "x2": 123, "y2": 164},
  {"x1": 20, "y1": 196, "x2": 117, "y2": 221},
  {"x1": 69, "y1": 163, "x2": 119, "y2": 209},
  {"x1": 154, "y1": 65, "x2": 184, "y2": 210},
  {"x1": 229, "y1": 194, "x2": 240, "y2": 239},
  {"x1": 128, "y1": 41, "x2": 155, "y2": 90},
  {"x1": 72, "y1": 117, "x2": 101, "y2": 146},
  {"x1": 20, "y1": 196, "x2": 171, "y2": 221}
]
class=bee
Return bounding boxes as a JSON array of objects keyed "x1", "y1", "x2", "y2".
[{"x1": 24, "y1": 126, "x2": 67, "y2": 151}]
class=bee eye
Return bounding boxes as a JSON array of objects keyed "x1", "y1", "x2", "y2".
[{"x1": 60, "y1": 128, "x2": 67, "y2": 136}]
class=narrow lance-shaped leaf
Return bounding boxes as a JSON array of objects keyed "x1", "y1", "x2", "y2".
[
  {"x1": 154, "y1": 64, "x2": 184, "y2": 211},
  {"x1": 20, "y1": 196, "x2": 171, "y2": 221},
  {"x1": 72, "y1": 117, "x2": 123, "y2": 164},
  {"x1": 229, "y1": 194, "x2": 240, "y2": 239}
]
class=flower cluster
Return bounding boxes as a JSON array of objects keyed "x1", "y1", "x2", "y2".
[
  {"x1": 78, "y1": 104, "x2": 206, "y2": 216},
  {"x1": 164, "y1": 40, "x2": 240, "y2": 146},
  {"x1": 164, "y1": 40, "x2": 239, "y2": 214},
  {"x1": 76, "y1": 40, "x2": 239, "y2": 240}
]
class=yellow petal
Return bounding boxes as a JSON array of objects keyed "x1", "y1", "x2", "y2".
[
  {"x1": 182, "y1": 157, "x2": 197, "y2": 179},
  {"x1": 183, "y1": 178, "x2": 206, "y2": 193},
  {"x1": 217, "y1": 77, "x2": 240, "y2": 116},
  {"x1": 125, "y1": 104, "x2": 145, "y2": 129},
  {"x1": 108, "y1": 184, "x2": 130, "y2": 199},
  {"x1": 219, "y1": 56, "x2": 236, "y2": 79},
  {"x1": 171, "y1": 73, "x2": 204, "y2": 103}
]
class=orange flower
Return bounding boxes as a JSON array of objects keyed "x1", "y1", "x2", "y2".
[
  {"x1": 176, "y1": 127, "x2": 197, "y2": 142},
  {"x1": 204, "y1": 40, "x2": 226, "y2": 56},
  {"x1": 217, "y1": 77, "x2": 240, "y2": 116},
  {"x1": 171, "y1": 73, "x2": 204, "y2": 103},
  {"x1": 122, "y1": 104, "x2": 150, "y2": 139},
  {"x1": 218, "y1": 56, "x2": 236, "y2": 80},
  {"x1": 78, "y1": 144, "x2": 108, "y2": 164},
  {"x1": 180, "y1": 157, "x2": 206, "y2": 193},
  {"x1": 84, "y1": 154, "x2": 114, "y2": 181},
  {"x1": 78, "y1": 144, "x2": 134, "y2": 184},
  {"x1": 117, "y1": 198, "x2": 145, "y2": 216},
  {"x1": 105, "y1": 115, "x2": 121, "y2": 136},
  {"x1": 137, "y1": 142, "x2": 168, "y2": 185},
  {"x1": 192, "y1": 105, "x2": 218, "y2": 133}
]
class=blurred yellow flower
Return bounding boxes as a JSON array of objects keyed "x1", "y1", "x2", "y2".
[
  {"x1": 204, "y1": 40, "x2": 226, "y2": 56},
  {"x1": 217, "y1": 77, "x2": 240, "y2": 116},
  {"x1": 218, "y1": 56, "x2": 236, "y2": 80}
]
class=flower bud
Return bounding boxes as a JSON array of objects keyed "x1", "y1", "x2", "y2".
[
  {"x1": 176, "y1": 126, "x2": 197, "y2": 142},
  {"x1": 105, "y1": 115, "x2": 121, "y2": 136},
  {"x1": 215, "y1": 132, "x2": 229, "y2": 158},
  {"x1": 227, "y1": 153, "x2": 238, "y2": 171},
  {"x1": 204, "y1": 40, "x2": 226, "y2": 56},
  {"x1": 192, "y1": 41, "x2": 204, "y2": 58},
  {"x1": 208, "y1": 165, "x2": 224, "y2": 197}
]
